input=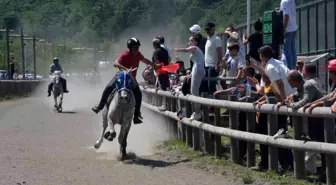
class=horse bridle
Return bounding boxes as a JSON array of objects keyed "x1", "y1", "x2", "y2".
[{"x1": 117, "y1": 72, "x2": 132, "y2": 102}]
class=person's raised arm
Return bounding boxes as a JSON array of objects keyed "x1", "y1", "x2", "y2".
[{"x1": 173, "y1": 46, "x2": 196, "y2": 53}]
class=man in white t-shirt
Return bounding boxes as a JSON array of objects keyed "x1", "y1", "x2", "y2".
[
  {"x1": 279, "y1": 0, "x2": 298, "y2": 70},
  {"x1": 259, "y1": 45, "x2": 296, "y2": 106},
  {"x1": 204, "y1": 22, "x2": 223, "y2": 94}
]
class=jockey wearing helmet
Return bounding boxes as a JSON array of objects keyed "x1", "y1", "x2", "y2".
[
  {"x1": 47, "y1": 57, "x2": 69, "y2": 97},
  {"x1": 92, "y1": 38, "x2": 160, "y2": 124}
]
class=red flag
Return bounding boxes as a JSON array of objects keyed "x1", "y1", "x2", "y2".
[{"x1": 155, "y1": 63, "x2": 180, "y2": 75}]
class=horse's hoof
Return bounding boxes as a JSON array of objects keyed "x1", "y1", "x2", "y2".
[
  {"x1": 94, "y1": 143, "x2": 101, "y2": 149},
  {"x1": 104, "y1": 131, "x2": 111, "y2": 140},
  {"x1": 107, "y1": 133, "x2": 116, "y2": 142}
]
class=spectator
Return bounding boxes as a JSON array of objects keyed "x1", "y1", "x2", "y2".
[
  {"x1": 214, "y1": 66, "x2": 257, "y2": 99},
  {"x1": 246, "y1": 19, "x2": 264, "y2": 63},
  {"x1": 174, "y1": 36, "x2": 206, "y2": 121},
  {"x1": 204, "y1": 22, "x2": 223, "y2": 95},
  {"x1": 9, "y1": 56, "x2": 14, "y2": 80},
  {"x1": 306, "y1": 59, "x2": 336, "y2": 113},
  {"x1": 250, "y1": 75, "x2": 276, "y2": 171},
  {"x1": 296, "y1": 59, "x2": 304, "y2": 74},
  {"x1": 259, "y1": 45, "x2": 295, "y2": 107},
  {"x1": 224, "y1": 25, "x2": 246, "y2": 58},
  {"x1": 302, "y1": 63, "x2": 323, "y2": 90},
  {"x1": 152, "y1": 38, "x2": 170, "y2": 111},
  {"x1": 222, "y1": 42, "x2": 245, "y2": 88},
  {"x1": 189, "y1": 24, "x2": 208, "y2": 71},
  {"x1": 189, "y1": 24, "x2": 207, "y2": 54},
  {"x1": 259, "y1": 45, "x2": 294, "y2": 172},
  {"x1": 279, "y1": 0, "x2": 298, "y2": 70},
  {"x1": 156, "y1": 36, "x2": 172, "y2": 63},
  {"x1": 285, "y1": 70, "x2": 325, "y2": 175}
]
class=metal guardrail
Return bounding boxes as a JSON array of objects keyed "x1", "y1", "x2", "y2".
[
  {"x1": 0, "y1": 80, "x2": 46, "y2": 97},
  {"x1": 140, "y1": 87, "x2": 336, "y2": 184}
]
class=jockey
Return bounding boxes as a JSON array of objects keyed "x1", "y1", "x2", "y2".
[
  {"x1": 92, "y1": 38, "x2": 160, "y2": 124},
  {"x1": 47, "y1": 57, "x2": 69, "y2": 97}
]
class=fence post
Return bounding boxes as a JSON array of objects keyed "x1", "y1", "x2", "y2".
[
  {"x1": 202, "y1": 92, "x2": 213, "y2": 154},
  {"x1": 324, "y1": 100, "x2": 336, "y2": 185},
  {"x1": 179, "y1": 100, "x2": 186, "y2": 141},
  {"x1": 192, "y1": 100, "x2": 200, "y2": 151},
  {"x1": 267, "y1": 96, "x2": 279, "y2": 171},
  {"x1": 292, "y1": 115, "x2": 305, "y2": 179},
  {"x1": 214, "y1": 94, "x2": 222, "y2": 157},
  {"x1": 246, "y1": 97, "x2": 256, "y2": 168},
  {"x1": 229, "y1": 95, "x2": 239, "y2": 163},
  {"x1": 166, "y1": 97, "x2": 172, "y2": 133},
  {"x1": 185, "y1": 101, "x2": 193, "y2": 147},
  {"x1": 170, "y1": 98, "x2": 178, "y2": 139}
]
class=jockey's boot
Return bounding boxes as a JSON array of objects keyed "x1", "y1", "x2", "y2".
[
  {"x1": 133, "y1": 111, "x2": 143, "y2": 124},
  {"x1": 133, "y1": 116, "x2": 143, "y2": 124},
  {"x1": 64, "y1": 89, "x2": 69, "y2": 93},
  {"x1": 138, "y1": 112, "x2": 143, "y2": 119},
  {"x1": 47, "y1": 84, "x2": 52, "y2": 97}
]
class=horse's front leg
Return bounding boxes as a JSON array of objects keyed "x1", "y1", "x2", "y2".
[
  {"x1": 105, "y1": 104, "x2": 117, "y2": 142},
  {"x1": 118, "y1": 117, "x2": 132, "y2": 160},
  {"x1": 53, "y1": 94, "x2": 58, "y2": 110},
  {"x1": 94, "y1": 108, "x2": 108, "y2": 149},
  {"x1": 59, "y1": 93, "x2": 63, "y2": 110}
]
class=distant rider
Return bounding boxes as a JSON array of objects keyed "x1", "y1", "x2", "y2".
[
  {"x1": 47, "y1": 57, "x2": 69, "y2": 97},
  {"x1": 91, "y1": 38, "x2": 160, "y2": 124}
]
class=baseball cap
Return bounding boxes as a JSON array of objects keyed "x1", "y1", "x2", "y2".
[
  {"x1": 205, "y1": 22, "x2": 216, "y2": 30},
  {"x1": 189, "y1": 24, "x2": 201, "y2": 33},
  {"x1": 325, "y1": 59, "x2": 336, "y2": 71}
]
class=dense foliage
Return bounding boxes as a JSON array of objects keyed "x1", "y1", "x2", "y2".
[{"x1": 0, "y1": 0, "x2": 308, "y2": 73}]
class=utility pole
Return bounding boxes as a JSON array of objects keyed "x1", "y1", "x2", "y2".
[
  {"x1": 5, "y1": 28, "x2": 10, "y2": 79},
  {"x1": 33, "y1": 34, "x2": 36, "y2": 79},
  {"x1": 20, "y1": 28, "x2": 25, "y2": 80}
]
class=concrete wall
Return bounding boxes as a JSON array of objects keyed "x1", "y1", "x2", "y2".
[{"x1": 0, "y1": 80, "x2": 45, "y2": 97}]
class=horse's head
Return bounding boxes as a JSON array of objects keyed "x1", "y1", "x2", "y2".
[
  {"x1": 116, "y1": 68, "x2": 136, "y2": 104},
  {"x1": 53, "y1": 71, "x2": 62, "y2": 85}
]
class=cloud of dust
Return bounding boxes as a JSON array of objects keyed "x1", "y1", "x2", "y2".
[
  {"x1": 30, "y1": 75, "x2": 172, "y2": 158},
  {"x1": 28, "y1": 19, "x2": 190, "y2": 158}
]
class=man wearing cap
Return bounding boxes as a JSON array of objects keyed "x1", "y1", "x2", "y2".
[
  {"x1": 189, "y1": 24, "x2": 207, "y2": 70},
  {"x1": 204, "y1": 22, "x2": 223, "y2": 95}
]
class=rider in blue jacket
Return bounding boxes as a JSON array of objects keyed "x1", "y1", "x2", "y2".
[{"x1": 47, "y1": 57, "x2": 69, "y2": 96}]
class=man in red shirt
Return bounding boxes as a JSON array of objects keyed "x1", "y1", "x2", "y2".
[{"x1": 92, "y1": 38, "x2": 159, "y2": 124}]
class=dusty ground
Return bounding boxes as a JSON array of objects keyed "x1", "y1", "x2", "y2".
[{"x1": 0, "y1": 81, "x2": 241, "y2": 185}]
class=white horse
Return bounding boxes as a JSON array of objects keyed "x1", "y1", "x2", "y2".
[
  {"x1": 94, "y1": 68, "x2": 137, "y2": 160},
  {"x1": 51, "y1": 71, "x2": 64, "y2": 112}
]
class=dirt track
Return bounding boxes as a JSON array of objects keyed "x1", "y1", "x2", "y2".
[{"x1": 0, "y1": 83, "x2": 233, "y2": 185}]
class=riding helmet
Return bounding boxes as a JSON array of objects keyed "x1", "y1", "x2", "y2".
[
  {"x1": 127, "y1": 38, "x2": 141, "y2": 49},
  {"x1": 53, "y1": 57, "x2": 59, "y2": 62}
]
